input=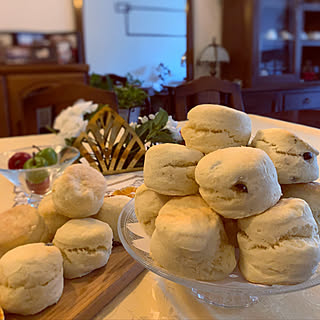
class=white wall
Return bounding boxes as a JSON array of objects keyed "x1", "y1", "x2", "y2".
[
  {"x1": 0, "y1": 0, "x2": 223, "y2": 80},
  {"x1": 84, "y1": 0, "x2": 187, "y2": 88},
  {"x1": 0, "y1": 0, "x2": 75, "y2": 32},
  {"x1": 193, "y1": 0, "x2": 222, "y2": 78}
]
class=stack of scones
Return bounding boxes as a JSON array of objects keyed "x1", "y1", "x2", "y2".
[
  {"x1": 135, "y1": 104, "x2": 320, "y2": 285},
  {"x1": 0, "y1": 164, "x2": 131, "y2": 316}
]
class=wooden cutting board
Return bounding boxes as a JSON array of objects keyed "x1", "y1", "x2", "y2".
[{"x1": 6, "y1": 245, "x2": 145, "y2": 320}]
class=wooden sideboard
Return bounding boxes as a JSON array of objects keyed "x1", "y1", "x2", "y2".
[
  {"x1": 0, "y1": 64, "x2": 89, "y2": 137},
  {"x1": 242, "y1": 83, "x2": 320, "y2": 115}
]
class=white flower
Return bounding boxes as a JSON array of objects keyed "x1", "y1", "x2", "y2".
[
  {"x1": 163, "y1": 115, "x2": 182, "y2": 141},
  {"x1": 138, "y1": 115, "x2": 149, "y2": 124},
  {"x1": 53, "y1": 100, "x2": 98, "y2": 143}
]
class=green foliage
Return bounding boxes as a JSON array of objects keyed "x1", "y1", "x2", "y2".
[
  {"x1": 114, "y1": 84, "x2": 148, "y2": 109},
  {"x1": 134, "y1": 108, "x2": 177, "y2": 145},
  {"x1": 89, "y1": 73, "x2": 113, "y2": 91},
  {"x1": 89, "y1": 73, "x2": 148, "y2": 109}
]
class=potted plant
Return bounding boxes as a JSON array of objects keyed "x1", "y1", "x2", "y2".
[{"x1": 89, "y1": 73, "x2": 148, "y2": 123}]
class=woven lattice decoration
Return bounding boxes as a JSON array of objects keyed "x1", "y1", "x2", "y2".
[{"x1": 73, "y1": 106, "x2": 145, "y2": 175}]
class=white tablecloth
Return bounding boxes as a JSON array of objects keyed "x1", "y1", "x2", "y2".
[{"x1": 1, "y1": 114, "x2": 320, "y2": 320}]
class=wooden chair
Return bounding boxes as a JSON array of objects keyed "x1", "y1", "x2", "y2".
[
  {"x1": 173, "y1": 76, "x2": 245, "y2": 120},
  {"x1": 22, "y1": 83, "x2": 118, "y2": 135}
]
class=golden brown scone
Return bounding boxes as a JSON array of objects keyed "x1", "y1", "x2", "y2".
[
  {"x1": 144, "y1": 143, "x2": 203, "y2": 196},
  {"x1": 38, "y1": 194, "x2": 69, "y2": 242},
  {"x1": 281, "y1": 182, "x2": 320, "y2": 233},
  {"x1": 52, "y1": 164, "x2": 107, "y2": 218},
  {"x1": 134, "y1": 184, "x2": 170, "y2": 237},
  {"x1": 150, "y1": 195, "x2": 236, "y2": 281},
  {"x1": 94, "y1": 195, "x2": 131, "y2": 242},
  {"x1": 0, "y1": 205, "x2": 47, "y2": 258},
  {"x1": 53, "y1": 218, "x2": 113, "y2": 279},
  {"x1": 238, "y1": 198, "x2": 320, "y2": 285},
  {"x1": 0, "y1": 243, "x2": 63, "y2": 315},
  {"x1": 181, "y1": 104, "x2": 252, "y2": 154}
]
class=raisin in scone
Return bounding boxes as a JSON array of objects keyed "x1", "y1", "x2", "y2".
[
  {"x1": 251, "y1": 128, "x2": 319, "y2": 184},
  {"x1": 195, "y1": 147, "x2": 282, "y2": 219}
]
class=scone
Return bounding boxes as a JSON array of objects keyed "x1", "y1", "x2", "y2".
[
  {"x1": 238, "y1": 198, "x2": 320, "y2": 285},
  {"x1": 52, "y1": 164, "x2": 107, "y2": 218},
  {"x1": 134, "y1": 184, "x2": 170, "y2": 236},
  {"x1": 281, "y1": 182, "x2": 320, "y2": 233},
  {"x1": 94, "y1": 195, "x2": 131, "y2": 243},
  {"x1": 195, "y1": 147, "x2": 282, "y2": 219},
  {"x1": 0, "y1": 243, "x2": 63, "y2": 315},
  {"x1": 181, "y1": 104, "x2": 252, "y2": 154},
  {"x1": 0, "y1": 205, "x2": 47, "y2": 257},
  {"x1": 150, "y1": 195, "x2": 236, "y2": 281},
  {"x1": 38, "y1": 194, "x2": 69, "y2": 242},
  {"x1": 251, "y1": 128, "x2": 319, "y2": 184},
  {"x1": 53, "y1": 218, "x2": 113, "y2": 279},
  {"x1": 143, "y1": 143, "x2": 203, "y2": 196}
]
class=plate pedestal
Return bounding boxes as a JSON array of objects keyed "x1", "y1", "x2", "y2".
[{"x1": 191, "y1": 288, "x2": 259, "y2": 308}]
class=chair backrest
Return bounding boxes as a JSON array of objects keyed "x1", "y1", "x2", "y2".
[
  {"x1": 22, "y1": 83, "x2": 118, "y2": 135},
  {"x1": 173, "y1": 76, "x2": 244, "y2": 120}
]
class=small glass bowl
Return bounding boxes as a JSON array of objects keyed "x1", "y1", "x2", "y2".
[{"x1": 0, "y1": 145, "x2": 80, "y2": 206}]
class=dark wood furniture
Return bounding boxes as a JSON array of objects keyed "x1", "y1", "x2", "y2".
[
  {"x1": 23, "y1": 83, "x2": 118, "y2": 135},
  {"x1": 0, "y1": 64, "x2": 88, "y2": 137},
  {"x1": 263, "y1": 109, "x2": 320, "y2": 129},
  {"x1": 222, "y1": 0, "x2": 320, "y2": 115},
  {"x1": 173, "y1": 76, "x2": 244, "y2": 120}
]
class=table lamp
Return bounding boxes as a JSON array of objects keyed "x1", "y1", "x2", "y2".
[{"x1": 197, "y1": 38, "x2": 230, "y2": 76}]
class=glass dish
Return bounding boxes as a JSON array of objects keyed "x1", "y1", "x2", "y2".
[
  {"x1": 0, "y1": 145, "x2": 80, "y2": 206},
  {"x1": 118, "y1": 199, "x2": 320, "y2": 308}
]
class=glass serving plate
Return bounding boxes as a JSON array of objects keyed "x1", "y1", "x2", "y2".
[{"x1": 118, "y1": 199, "x2": 320, "y2": 308}]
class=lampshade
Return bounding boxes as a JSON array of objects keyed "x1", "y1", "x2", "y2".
[
  {"x1": 198, "y1": 41, "x2": 230, "y2": 64},
  {"x1": 197, "y1": 38, "x2": 230, "y2": 77}
]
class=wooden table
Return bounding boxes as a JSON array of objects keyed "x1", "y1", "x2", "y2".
[
  {"x1": 1, "y1": 115, "x2": 320, "y2": 320},
  {"x1": 263, "y1": 109, "x2": 320, "y2": 129}
]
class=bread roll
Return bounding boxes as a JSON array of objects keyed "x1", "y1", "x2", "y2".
[
  {"x1": 94, "y1": 195, "x2": 131, "y2": 242},
  {"x1": 195, "y1": 147, "x2": 282, "y2": 218},
  {"x1": 0, "y1": 205, "x2": 47, "y2": 257},
  {"x1": 281, "y1": 182, "x2": 320, "y2": 234},
  {"x1": 52, "y1": 164, "x2": 107, "y2": 218},
  {"x1": 144, "y1": 143, "x2": 203, "y2": 196},
  {"x1": 238, "y1": 198, "x2": 320, "y2": 285},
  {"x1": 0, "y1": 243, "x2": 63, "y2": 315},
  {"x1": 251, "y1": 128, "x2": 319, "y2": 184},
  {"x1": 150, "y1": 195, "x2": 236, "y2": 280},
  {"x1": 181, "y1": 104, "x2": 251, "y2": 154},
  {"x1": 134, "y1": 184, "x2": 170, "y2": 236},
  {"x1": 53, "y1": 218, "x2": 113, "y2": 279},
  {"x1": 38, "y1": 194, "x2": 69, "y2": 242}
]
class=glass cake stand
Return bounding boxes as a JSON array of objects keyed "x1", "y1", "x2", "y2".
[{"x1": 118, "y1": 199, "x2": 320, "y2": 308}]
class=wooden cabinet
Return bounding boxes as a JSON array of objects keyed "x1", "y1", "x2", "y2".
[
  {"x1": 243, "y1": 84, "x2": 320, "y2": 114},
  {"x1": 0, "y1": 64, "x2": 88, "y2": 137},
  {"x1": 223, "y1": 0, "x2": 320, "y2": 114}
]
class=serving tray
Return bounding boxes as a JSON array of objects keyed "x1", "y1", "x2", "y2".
[{"x1": 6, "y1": 245, "x2": 144, "y2": 320}]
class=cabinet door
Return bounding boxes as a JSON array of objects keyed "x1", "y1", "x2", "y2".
[
  {"x1": 242, "y1": 91, "x2": 282, "y2": 114},
  {"x1": 254, "y1": 0, "x2": 299, "y2": 84}
]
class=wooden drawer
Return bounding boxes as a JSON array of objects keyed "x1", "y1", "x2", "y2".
[
  {"x1": 283, "y1": 92, "x2": 320, "y2": 111},
  {"x1": 242, "y1": 91, "x2": 282, "y2": 114}
]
